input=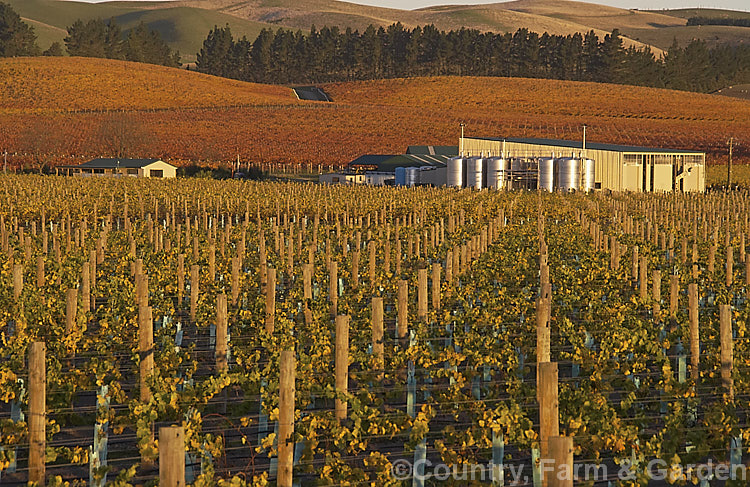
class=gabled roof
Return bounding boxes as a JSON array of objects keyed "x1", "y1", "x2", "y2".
[
  {"x1": 406, "y1": 145, "x2": 458, "y2": 156},
  {"x1": 472, "y1": 137, "x2": 704, "y2": 155},
  {"x1": 348, "y1": 154, "x2": 449, "y2": 172},
  {"x1": 77, "y1": 158, "x2": 166, "y2": 169}
]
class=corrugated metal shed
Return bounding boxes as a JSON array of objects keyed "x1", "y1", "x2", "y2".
[{"x1": 463, "y1": 136, "x2": 705, "y2": 193}]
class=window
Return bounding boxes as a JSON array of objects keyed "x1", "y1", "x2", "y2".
[
  {"x1": 127, "y1": 169, "x2": 138, "y2": 176},
  {"x1": 150, "y1": 169, "x2": 163, "y2": 178},
  {"x1": 93, "y1": 168, "x2": 104, "y2": 174}
]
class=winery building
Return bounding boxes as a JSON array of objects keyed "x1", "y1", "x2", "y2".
[{"x1": 461, "y1": 136, "x2": 705, "y2": 192}]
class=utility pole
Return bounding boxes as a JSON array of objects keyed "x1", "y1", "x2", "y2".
[
  {"x1": 460, "y1": 122, "x2": 465, "y2": 156},
  {"x1": 727, "y1": 137, "x2": 733, "y2": 189}
]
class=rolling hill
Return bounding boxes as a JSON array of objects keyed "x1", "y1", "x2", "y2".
[
  {"x1": 0, "y1": 57, "x2": 297, "y2": 112},
  {"x1": 11, "y1": 0, "x2": 750, "y2": 63},
  {"x1": 0, "y1": 57, "x2": 747, "y2": 172},
  {"x1": 4, "y1": 0, "x2": 277, "y2": 62}
]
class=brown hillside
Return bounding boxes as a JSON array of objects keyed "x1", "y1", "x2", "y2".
[{"x1": 0, "y1": 57, "x2": 747, "y2": 170}]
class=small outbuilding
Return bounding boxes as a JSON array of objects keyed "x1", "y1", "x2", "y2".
[{"x1": 58, "y1": 158, "x2": 177, "y2": 178}]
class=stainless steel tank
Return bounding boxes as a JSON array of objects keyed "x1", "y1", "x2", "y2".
[
  {"x1": 447, "y1": 157, "x2": 464, "y2": 188},
  {"x1": 538, "y1": 157, "x2": 554, "y2": 192},
  {"x1": 581, "y1": 158, "x2": 595, "y2": 192},
  {"x1": 405, "y1": 167, "x2": 420, "y2": 187},
  {"x1": 486, "y1": 157, "x2": 509, "y2": 190},
  {"x1": 466, "y1": 157, "x2": 484, "y2": 189},
  {"x1": 555, "y1": 157, "x2": 580, "y2": 191}
]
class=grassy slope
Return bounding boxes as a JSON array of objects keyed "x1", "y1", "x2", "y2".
[
  {"x1": 637, "y1": 7, "x2": 750, "y2": 48},
  {"x1": 196, "y1": 0, "x2": 660, "y2": 50},
  {"x1": 14, "y1": 0, "x2": 750, "y2": 58},
  {"x1": 625, "y1": 25, "x2": 750, "y2": 49},
  {"x1": 7, "y1": 0, "x2": 276, "y2": 61},
  {"x1": 656, "y1": 8, "x2": 750, "y2": 20}
]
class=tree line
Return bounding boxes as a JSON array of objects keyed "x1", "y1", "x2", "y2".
[
  {"x1": 687, "y1": 16, "x2": 750, "y2": 27},
  {"x1": 195, "y1": 23, "x2": 750, "y2": 93},
  {"x1": 0, "y1": 2, "x2": 179, "y2": 66}
]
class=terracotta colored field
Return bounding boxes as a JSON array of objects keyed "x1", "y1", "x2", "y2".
[
  {"x1": 0, "y1": 57, "x2": 297, "y2": 113},
  {"x1": 0, "y1": 57, "x2": 748, "y2": 170}
]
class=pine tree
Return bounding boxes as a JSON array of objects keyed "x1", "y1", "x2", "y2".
[
  {"x1": 124, "y1": 22, "x2": 180, "y2": 67},
  {"x1": 42, "y1": 41, "x2": 64, "y2": 56},
  {"x1": 196, "y1": 24, "x2": 235, "y2": 78},
  {"x1": 65, "y1": 18, "x2": 122, "y2": 59},
  {"x1": 0, "y1": 2, "x2": 40, "y2": 57}
]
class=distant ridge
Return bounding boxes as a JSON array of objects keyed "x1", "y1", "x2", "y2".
[{"x1": 9, "y1": 0, "x2": 750, "y2": 61}]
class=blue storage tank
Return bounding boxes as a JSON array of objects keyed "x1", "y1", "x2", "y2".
[{"x1": 395, "y1": 167, "x2": 407, "y2": 186}]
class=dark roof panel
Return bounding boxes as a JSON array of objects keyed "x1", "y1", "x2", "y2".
[
  {"x1": 474, "y1": 137, "x2": 704, "y2": 155},
  {"x1": 406, "y1": 145, "x2": 458, "y2": 156}
]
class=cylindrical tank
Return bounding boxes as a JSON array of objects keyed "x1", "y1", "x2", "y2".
[
  {"x1": 466, "y1": 157, "x2": 484, "y2": 189},
  {"x1": 555, "y1": 157, "x2": 580, "y2": 191},
  {"x1": 405, "y1": 167, "x2": 420, "y2": 187},
  {"x1": 486, "y1": 157, "x2": 509, "y2": 190},
  {"x1": 447, "y1": 157, "x2": 464, "y2": 188},
  {"x1": 538, "y1": 157, "x2": 555, "y2": 192},
  {"x1": 581, "y1": 158, "x2": 595, "y2": 192},
  {"x1": 395, "y1": 167, "x2": 406, "y2": 186}
]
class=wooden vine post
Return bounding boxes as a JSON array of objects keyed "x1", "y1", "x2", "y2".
[
  {"x1": 431, "y1": 263, "x2": 441, "y2": 310},
  {"x1": 28, "y1": 342, "x2": 46, "y2": 485},
  {"x1": 417, "y1": 268, "x2": 428, "y2": 321},
  {"x1": 190, "y1": 264, "x2": 199, "y2": 322},
  {"x1": 688, "y1": 283, "x2": 699, "y2": 381},
  {"x1": 538, "y1": 362, "x2": 559, "y2": 459},
  {"x1": 159, "y1": 426, "x2": 185, "y2": 486},
  {"x1": 726, "y1": 246, "x2": 734, "y2": 287},
  {"x1": 231, "y1": 256, "x2": 240, "y2": 305},
  {"x1": 177, "y1": 253, "x2": 185, "y2": 305},
  {"x1": 216, "y1": 293, "x2": 228, "y2": 372},
  {"x1": 12, "y1": 264, "x2": 23, "y2": 302},
  {"x1": 335, "y1": 314, "x2": 350, "y2": 421},
  {"x1": 652, "y1": 270, "x2": 661, "y2": 317},
  {"x1": 36, "y1": 255, "x2": 44, "y2": 288},
  {"x1": 397, "y1": 279, "x2": 409, "y2": 342},
  {"x1": 351, "y1": 250, "x2": 359, "y2": 288},
  {"x1": 329, "y1": 261, "x2": 338, "y2": 317},
  {"x1": 720, "y1": 305, "x2": 734, "y2": 401},
  {"x1": 536, "y1": 298, "x2": 551, "y2": 392},
  {"x1": 547, "y1": 436, "x2": 574, "y2": 487},
  {"x1": 278, "y1": 350, "x2": 296, "y2": 487},
  {"x1": 65, "y1": 288, "x2": 77, "y2": 335},
  {"x1": 139, "y1": 304, "x2": 154, "y2": 403},
  {"x1": 266, "y1": 268, "x2": 276, "y2": 334},
  {"x1": 371, "y1": 297, "x2": 384, "y2": 374}
]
